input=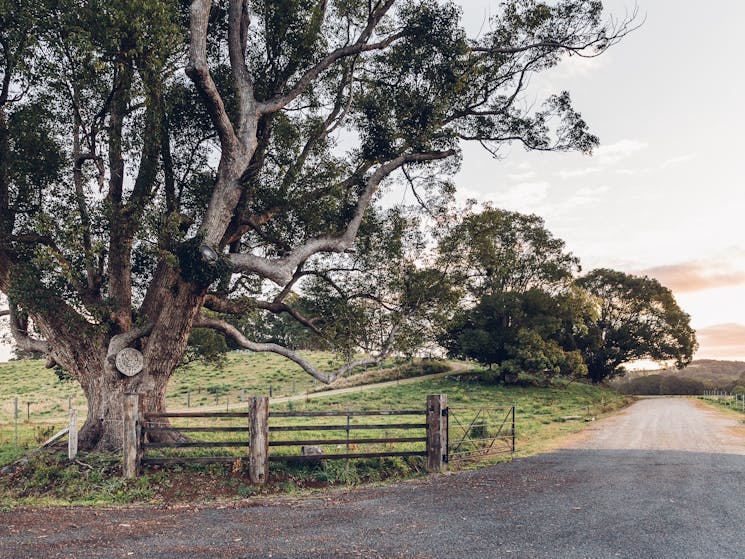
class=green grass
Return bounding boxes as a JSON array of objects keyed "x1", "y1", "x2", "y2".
[
  {"x1": 698, "y1": 394, "x2": 745, "y2": 416},
  {"x1": 144, "y1": 370, "x2": 620, "y2": 463},
  {"x1": 0, "y1": 353, "x2": 631, "y2": 508},
  {"x1": 0, "y1": 351, "x2": 350, "y2": 448},
  {"x1": 267, "y1": 374, "x2": 628, "y2": 459}
]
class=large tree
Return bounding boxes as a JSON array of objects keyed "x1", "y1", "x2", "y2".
[
  {"x1": 0, "y1": 0, "x2": 634, "y2": 449},
  {"x1": 576, "y1": 269, "x2": 697, "y2": 383},
  {"x1": 438, "y1": 207, "x2": 589, "y2": 381}
]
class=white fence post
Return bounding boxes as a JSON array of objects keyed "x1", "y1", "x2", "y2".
[{"x1": 68, "y1": 409, "x2": 78, "y2": 460}]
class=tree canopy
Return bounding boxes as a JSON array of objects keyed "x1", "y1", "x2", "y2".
[
  {"x1": 438, "y1": 207, "x2": 590, "y2": 382},
  {"x1": 576, "y1": 269, "x2": 697, "y2": 383},
  {"x1": 0, "y1": 0, "x2": 635, "y2": 448},
  {"x1": 438, "y1": 210, "x2": 696, "y2": 384}
]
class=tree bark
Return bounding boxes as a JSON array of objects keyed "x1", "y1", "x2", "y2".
[
  {"x1": 50, "y1": 337, "x2": 188, "y2": 451},
  {"x1": 29, "y1": 262, "x2": 204, "y2": 451},
  {"x1": 71, "y1": 357, "x2": 181, "y2": 451}
]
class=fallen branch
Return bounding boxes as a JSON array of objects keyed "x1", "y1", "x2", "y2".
[{"x1": 0, "y1": 427, "x2": 70, "y2": 475}]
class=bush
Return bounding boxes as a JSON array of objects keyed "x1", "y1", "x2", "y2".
[
  {"x1": 469, "y1": 423, "x2": 489, "y2": 440},
  {"x1": 397, "y1": 359, "x2": 449, "y2": 379}
]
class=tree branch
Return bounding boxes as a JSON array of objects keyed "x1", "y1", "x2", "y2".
[
  {"x1": 105, "y1": 322, "x2": 155, "y2": 372},
  {"x1": 257, "y1": 1, "x2": 402, "y2": 114},
  {"x1": 185, "y1": 0, "x2": 240, "y2": 156},
  {"x1": 228, "y1": 0, "x2": 256, "y2": 144},
  {"x1": 203, "y1": 293, "x2": 323, "y2": 336},
  {"x1": 229, "y1": 149, "x2": 456, "y2": 285},
  {"x1": 194, "y1": 314, "x2": 393, "y2": 384},
  {"x1": 8, "y1": 305, "x2": 48, "y2": 354},
  {"x1": 471, "y1": 8, "x2": 640, "y2": 59}
]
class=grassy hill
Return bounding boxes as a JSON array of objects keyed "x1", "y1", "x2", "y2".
[
  {"x1": 0, "y1": 351, "x2": 350, "y2": 423},
  {"x1": 0, "y1": 351, "x2": 365, "y2": 450},
  {"x1": 621, "y1": 360, "x2": 745, "y2": 385}
]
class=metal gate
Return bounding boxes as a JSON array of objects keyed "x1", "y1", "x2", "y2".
[{"x1": 446, "y1": 405, "x2": 515, "y2": 462}]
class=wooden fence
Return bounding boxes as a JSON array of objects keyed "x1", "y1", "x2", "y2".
[
  {"x1": 123, "y1": 394, "x2": 449, "y2": 483},
  {"x1": 267, "y1": 409, "x2": 429, "y2": 462}
]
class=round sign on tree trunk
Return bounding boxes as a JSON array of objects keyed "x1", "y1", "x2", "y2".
[{"x1": 116, "y1": 348, "x2": 144, "y2": 377}]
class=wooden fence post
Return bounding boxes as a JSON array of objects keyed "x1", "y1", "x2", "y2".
[
  {"x1": 123, "y1": 393, "x2": 141, "y2": 479},
  {"x1": 248, "y1": 396, "x2": 269, "y2": 485},
  {"x1": 426, "y1": 394, "x2": 447, "y2": 473},
  {"x1": 68, "y1": 408, "x2": 78, "y2": 461}
]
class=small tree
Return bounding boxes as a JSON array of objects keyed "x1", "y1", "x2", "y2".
[{"x1": 576, "y1": 269, "x2": 698, "y2": 383}]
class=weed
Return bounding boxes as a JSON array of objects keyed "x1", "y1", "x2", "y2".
[
  {"x1": 237, "y1": 484, "x2": 257, "y2": 496},
  {"x1": 33, "y1": 425, "x2": 57, "y2": 444}
]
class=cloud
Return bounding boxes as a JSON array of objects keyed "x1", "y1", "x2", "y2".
[
  {"x1": 659, "y1": 153, "x2": 696, "y2": 169},
  {"x1": 638, "y1": 261, "x2": 745, "y2": 293},
  {"x1": 561, "y1": 150, "x2": 692, "y2": 180},
  {"x1": 557, "y1": 139, "x2": 648, "y2": 179},
  {"x1": 507, "y1": 171, "x2": 537, "y2": 181},
  {"x1": 487, "y1": 181, "x2": 551, "y2": 213},
  {"x1": 558, "y1": 167, "x2": 602, "y2": 179},
  {"x1": 546, "y1": 52, "x2": 611, "y2": 81},
  {"x1": 593, "y1": 139, "x2": 648, "y2": 165},
  {"x1": 453, "y1": 186, "x2": 488, "y2": 205},
  {"x1": 695, "y1": 323, "x2": 745, "y2": 360},
  {"x1": 570, "y1": 185, "x2": 611, "y2": 204},
  {"x1": 503, "y1": 161, "x2": 532, "y2": 170}
]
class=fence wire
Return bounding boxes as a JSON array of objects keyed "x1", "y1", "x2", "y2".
[{"x1": 447, "y1": 406, "x2": 515, "y2": 462}]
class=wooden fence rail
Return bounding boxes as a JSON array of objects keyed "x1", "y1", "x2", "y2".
[
  {"x1": 268, "y1": 406, "x2": 430, "y2": 464},
  {"x1": 123, "y1": 394, "x2": 451, "y2": 483}
]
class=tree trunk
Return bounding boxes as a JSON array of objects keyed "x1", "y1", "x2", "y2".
[
  {"x1": 34, "y1": 263, "x2": 205, "y2": 452},
  {"x1": 76, "y1": 361, "x2": 178, "y2": 451},
  {"x1": 42, "y1": 341, "x2": 182, "y2": 451}
]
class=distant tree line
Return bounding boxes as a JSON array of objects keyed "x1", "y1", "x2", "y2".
[
  {"x1": 435, "y1": 206, "x2": 697, "y2": 384},
  {"x1": 618, "y1": 371, "x2": 745, "y2": 396}
]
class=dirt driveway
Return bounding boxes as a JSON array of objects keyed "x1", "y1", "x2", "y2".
[{"x1": 3, "y1": 397, "x2": 745, "y2": 559}]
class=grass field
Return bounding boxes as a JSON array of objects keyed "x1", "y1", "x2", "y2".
[
  {"x1": 0, "y1": 352, "x2": 631, "y2": 508},
  {"x1": 0, "y1": 351, "x2": 361, "y2": 450}
]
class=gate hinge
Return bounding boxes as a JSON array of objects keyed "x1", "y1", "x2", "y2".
[{"x1": 442, "y1": 408, "x2": 449, "y2": 417}]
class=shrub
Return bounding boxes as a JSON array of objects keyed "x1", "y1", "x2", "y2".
[
  {"x1": 397, "y1": 359, "x2": 449, "y2": 379},
  {"x1": 469, "y1": 423, "x2": 489, "y2": 440}
]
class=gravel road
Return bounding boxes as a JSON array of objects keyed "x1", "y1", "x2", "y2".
[{"x1": 3, "y1": 397, "x2": 745, "y2": 559}]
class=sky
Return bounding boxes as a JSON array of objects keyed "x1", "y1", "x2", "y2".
[
  {"x1": 454, "y1": 0, "x2": 745, "y2": 361},
  {"x1": 1, "y1": 0, "x2": 743, "y2": 363}
]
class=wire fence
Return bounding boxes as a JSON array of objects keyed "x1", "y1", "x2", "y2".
[
  {"x1": 0, "y1": 396, "x2": 80, "y2": 449},
  {"x1": 1, "y1": 389, "x2": 621, "y2": 458},
  {"x1": 701, "y1": 391, "x2": 745, "y2": 413}
]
